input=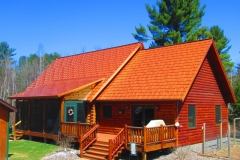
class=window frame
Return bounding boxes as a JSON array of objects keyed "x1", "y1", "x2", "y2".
[
  {"x1": 188, "y1": 104, "x2": 196, "y2": 129},
  {"x1": 215, "y1": 105, "x2": 221, "y2": 125},
  {"x1": 102, "y1": 105, "x2": 112, "y2": 118}
]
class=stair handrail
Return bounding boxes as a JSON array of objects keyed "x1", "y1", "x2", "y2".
[
  {"x1": 79, "y1": 124, "x2": 99, "y2": 158},
  {"x1": 109, "y1": 127, "x2": 125, "y2": 160},
  {"x1": 12, "y1": 120, "x2": 22, "y2": 140}
]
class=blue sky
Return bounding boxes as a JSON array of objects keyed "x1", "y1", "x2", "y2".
[{"x1": 1, "y1": 0, "x2": 239, "y2": 66}]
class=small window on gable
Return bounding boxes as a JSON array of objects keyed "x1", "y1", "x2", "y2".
[
  {"x1": 103, "y1": 105, "x2": 112, "y2": 118},
  {"x1": 188, "y1": 105, "x2": 196, "y2": 128},
  {"x1": 215, "y1": 105, "x2": 221, "y2": 125}
]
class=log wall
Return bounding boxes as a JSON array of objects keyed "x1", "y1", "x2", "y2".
[
  {"x1": 97, "y1": 101, "x2": 176, "y2": 128},
  {"x1": 64, "y1": 86, "x2": 93, "y2": 100},
  {"x1": 0, "y1": 106, "x2": 8, "y2": 159},
  {"x1": 178, "y1": 57, "x2": 228, "y2": 146}
]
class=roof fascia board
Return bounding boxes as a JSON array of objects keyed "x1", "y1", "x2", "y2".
[
  {"x1": 0, "y1": 99, "x2": 17, "y2": 112},
  {"x1": 58, "y1": 78, "x2": 104, "y2": 97},
  {"x1": 95, "y1": 99, "x2": 182, "y2": 102},
  {"x1": 9, "y1": 95, "x2": 59, "y2": 99},
  {"x1": 90, "y1": 43, "x2": 144, "y2": 102}
]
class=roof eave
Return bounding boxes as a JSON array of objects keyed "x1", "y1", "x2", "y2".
[
  {"x1": 95, "y1": 99, "x2": 183, "y2": 102},
  {"x1": 8, "y1": 95, "x2": 59, "y2": 99},
  {"x1": 0, "y1": 99, "x2": 17, "y2": 112}
]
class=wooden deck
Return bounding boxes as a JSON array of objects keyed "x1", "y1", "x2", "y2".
[{"x1": 60, "y1": 122, "x2": 177, "y2": 160}]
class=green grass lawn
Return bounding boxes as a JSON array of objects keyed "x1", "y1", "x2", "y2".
[{"x1": 9, "y1": 140, "x2": 58, "y2": 160}]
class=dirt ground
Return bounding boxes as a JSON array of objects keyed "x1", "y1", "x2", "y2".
[{"x1": 204, "y1": 145, "x2": 240, "y2": 159}]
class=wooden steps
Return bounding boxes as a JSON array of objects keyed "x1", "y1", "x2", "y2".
[
  {"x1": 98, "y1": 126, "x2": 121, "y2": 135},
  {"x1": 83, "y1": 141, "x2": 125, "y2": 160},
  {"x1": 83, "y1": 141, "x2": 109, "y2": 160},
  {"x1": 9, "y1": 131, "x2": 24, "y2": 140},
  {"x1": 82, "y1": 127, "x2": 125, "y2": 160}
]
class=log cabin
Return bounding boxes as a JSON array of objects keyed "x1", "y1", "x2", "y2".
[
  {"x1": 0, "y1": 99, "x2": 17, "y2": 160},
  {"x1": 9, "y1": 39, "x2": 236, "y2": 160}
]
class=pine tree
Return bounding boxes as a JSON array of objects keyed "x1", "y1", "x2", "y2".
[
  {"x1": 133, "y1": 0, "x2": 206, "y2": 47},
  {"x1": 209, "y1": 26, "x2": 234, "y2": 73}
]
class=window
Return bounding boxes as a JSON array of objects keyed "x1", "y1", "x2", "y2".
[
  {"x1": 188, "y1": 105, "x2": 196, "y2": 128},
  {"x1": 215, "y1": 105, "x2": 221, "y2": 124},
  {"x1": 103, "y1": 106, "x2": 112, "y2": 118}
]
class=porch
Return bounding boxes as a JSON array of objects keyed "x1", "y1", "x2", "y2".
[{"x1": 60, "y1": 122, "x2": 177, "y2": 160}]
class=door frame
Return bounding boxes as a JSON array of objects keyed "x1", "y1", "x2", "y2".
[
  {"x1": 64, "y1": 100, "x2": 84, "y2": 122},
  {"x1": 132, "y1": 105, "x2": 154, "y2": 127}
]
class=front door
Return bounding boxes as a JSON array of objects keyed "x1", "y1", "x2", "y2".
[
  {"x1": 64, "y1": 101, "x2": 86, "y2": 122},
  {"x1": 132, "y1": 106, "x2": 154, "y2": 127}
]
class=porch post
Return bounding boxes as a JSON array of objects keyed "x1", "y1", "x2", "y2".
[
  {"x1": 142, "y1": 152, "x2": 146, "y2": 160},
  {"x1": 79, "y1": 135, "x2": 83, "y2": 158}
]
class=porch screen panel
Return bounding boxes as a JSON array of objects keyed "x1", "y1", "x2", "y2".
[
  {"x1": 45, "y1": 99, "x2": 60, "y2": 134},
  {"x1": 52, "y1": 99, "x2": 60, "y2": 134},
  {"x1": 16, "y1": 100, "x2": 28, "y2": 130},
  {"x1": 30, "y1": 100, "x2": 43, "y2": 132},
  {"x1": 77, "y1": 103, "x2": 86, "y2": 123}
]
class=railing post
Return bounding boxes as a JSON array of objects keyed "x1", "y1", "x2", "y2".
[
  {"x1": 125, "y1": 124, "x2": 127, "y2": 148},
  {"x1": 13, "y1": 125, "x2": 16, "y2": 140},
  {"x1": 220, "y1": 120, "x2": 222, "y2": 149},
  {"x1": 78, "y1": 121, "x2": 81, "y2": 141},
  {"x1": 174, "y1": 125, "x2": 178, "y2": 147},
  {"x1": 202, "y1": 123, "x2": 206, "y2": 154},
  {"x1": 143, "y1": 126, "x2": 146, "y2": 152},
  {"x1": 234, "y1": 118, "x2": 236, "y2": 145},
  {"x1": 109, "y1": 139, "x2": 112, "y2": 160},
  {"x1": 60, "y1": 122, "x2": 62, "y2": 135},
  {"x1": 160, "y1": 125, "x2": 164, "y2": 149}
]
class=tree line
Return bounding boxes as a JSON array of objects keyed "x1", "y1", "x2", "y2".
[
  {"x1": 0, "y1": 0, "x2": 239, "y2": 120},
  {"x1": 0, "y1": 42, "x2": 60, "y2": 101}
]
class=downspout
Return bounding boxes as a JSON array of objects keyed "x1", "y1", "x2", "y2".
[{"x1": 6, "y1": 112, "x2": 10, "y2": 160}]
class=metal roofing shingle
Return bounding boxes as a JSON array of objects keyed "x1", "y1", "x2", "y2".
[
  {"x1": 97, "y1": 39, "x2": 214, "y2": 101},
  {"x1": 10, "y1": 42, "x2": 143, "y2": 98}
]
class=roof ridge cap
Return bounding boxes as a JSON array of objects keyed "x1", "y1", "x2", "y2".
[
  {"x1": 57, "y1": 42, "x2": 143, "y2": 59},
  {"x1": 142, "y1": 38, "x2": 213, "y2": 51}
]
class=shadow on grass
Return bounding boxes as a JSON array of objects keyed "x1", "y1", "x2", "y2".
[{"x1": 117, "y1": 148, "x2": 173, "y2": 160}]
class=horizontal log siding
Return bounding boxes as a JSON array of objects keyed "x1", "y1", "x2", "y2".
[
  {"x1": 0, "y1": 106, "x2": 8, "y2": 160},
  {"x1": 178, "y1": 58, "x2": 228, "y2": 146},
  {"x1": 98, "y1": 102, "x2": 176, "y2": 128},
  {"x1": 155, "y1": 102, "x2": 176, "y2": 125},
  {"x1": 98, "y1": 102, "x2": 131, "y2": 127}
]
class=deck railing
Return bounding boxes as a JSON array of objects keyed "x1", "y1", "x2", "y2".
[
  {"x1": 60, "y1": 122, "x2": 95, "y2": 137},
  {"x1": 79, "y1": 124, "x2": 99, "y2": 158},
  {"x1": 125, "y1": 125, "x2": 177, "y2": 152},
  {"x1": 109, "y1": 127, "x2": 125, "y2": 160},
  {"x1": 125, "y1": 125, "x2": 144, "y2": 146}
]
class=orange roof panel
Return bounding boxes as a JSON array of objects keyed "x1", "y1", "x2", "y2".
[
  {"x1": 10, "y1": 42, "x2": 143, "y2": 98},
  {"x1": 97, "y1": 39, "x2": 213, "y2": 101}
]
